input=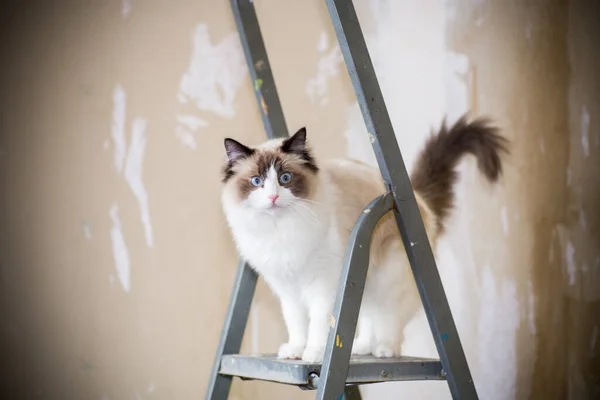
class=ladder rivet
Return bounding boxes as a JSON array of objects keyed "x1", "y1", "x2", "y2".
[{"x1": 381, "y1": 369, "x2": 388, "y2": 377}]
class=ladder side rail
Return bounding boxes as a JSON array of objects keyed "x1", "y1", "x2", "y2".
[
  {"x1": 323, "y1": 0, "x2": 478, "y2": 398},
  {"x1": 206, "y1": 1, "x2": 290, "y2": 399},
  {"x1": 206, "y1": 262, "x2": 258, "y2": 399},
  {"x1": 317, "y1": 193, "x2": 394, "y2": 400},
  {"x1": 231, "y1": 0, "x2": 289, "y2": 139}
]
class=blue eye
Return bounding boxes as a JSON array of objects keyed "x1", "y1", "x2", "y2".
[
  {"x1": 279, "y1": 172, "x2": 292, "y2": 184},
  {"x1": 250, "y1": 176, "x2": 263, "y2": 186}
]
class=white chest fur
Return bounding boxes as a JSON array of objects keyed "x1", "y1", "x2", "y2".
[{"x1": 224, "y1": 203, "x2": 332, "y2": 279}]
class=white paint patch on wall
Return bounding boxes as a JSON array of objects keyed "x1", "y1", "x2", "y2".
[
  {"x1": 178, "y1": 24, "x2": 247, "y2": 119},
  {"x1": 501, "y1": 206, "x2": 509, "y2": 235},
  {"x1": 110, "y1": 203, "x2": 131, "y2": 293},
  {"x1": 445, "y1": 51, "x2": 471, "y2": 121},
  {"x1": 527, "y1": 280, "x2": 536, "y2": 335},
  {"x1": 112, "y1": 84, "x2": 127, "y2": 173},
  {"x1": 579, "y1": 209, "x2": 587, "y2": 230},
  {"x1": 306, "y1": 32, "x2": 343, "y2": 106},
  {"x1": 565, "y1": 240, "x2": 576, "y2": 286},
  {"x1": 83, "y1": 222, "x2": 92, "y2": 240},
  {"x1": 175, "y1": 114, "x2": 209, "y2": 149},
  {"x1": 343, "y1": 103, "x2": 378, "y2": 167},
  {"x1": 476, "y1": 266, "x2": 519, "y2": 400},
  {"x1": 124, "y1": 118, "x2": 154, "y2": 248},
  {"x1": 539, "y1": 137, "x2": 546, "y2": 154},
  {"x1": 581, "y1": 105, "x2": 590, "y2": 156},
  {"x1": 122, "y1": 0, "x2": 132, "y2": 17}
]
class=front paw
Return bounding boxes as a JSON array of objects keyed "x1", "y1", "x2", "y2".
[
  {"x1": 301, "y1": 346, "x2": 325, "y2": 363},
  {"x1": 372, "y1": 343, "x2": 395, "y2": 358},
  {"x1": 278, "y1": 343, "x2": 304, "y2": 360}
]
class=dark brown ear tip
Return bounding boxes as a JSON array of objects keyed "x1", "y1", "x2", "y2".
[{"x1": 293, "y1": 127, "x2": 307, "y2": 137}]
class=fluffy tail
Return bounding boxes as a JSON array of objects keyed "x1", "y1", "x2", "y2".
[{"x1": 410, "y1": 114, "x2": 509, "y2": 233}]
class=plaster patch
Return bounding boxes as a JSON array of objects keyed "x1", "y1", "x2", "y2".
[
  {"x1": 124, "y1": 118, "x2": 154, "y2": 248},
  {"x1": 343, "y1": 103, "x2": 377, "y2": 167},
  {"x1": 527, "y1": 280, "x2": 536, "y2": 335},
  {"x1": 111, "y1": 84, "x2": 127, "y2": 173},
  {"x1": 122, "y1": 0, "x2": 132, "y2": 17},
  {"x1": 500, "y1": 206, "x2": 509, "y2": 236},
  {"x1": 110, "y1": 204, "x2": 130, "y2": 293},
  {"x1": 177, "y1": 114, "x2": 208, "y2": 131},
  {"x1": 581, "y1": 105, "x2": 590, "y2": 157},
  {"x1": 83, "y1": 222, "x2": 92, "y2": 240},
  {"x1": 477, "y1": 266, "x2": 519, "y2": 399},
  {"x1": 317, "y1": 31, "x2": 328, "y2": 52},
  {"x1": 565, "y1": 240, "x2": 576, "y2": 286},
  {"x1": 175, "y1": 114, "x2": 209, "y2": 149},
  {"x1": 175, "y1": 126, "x2": 198, "y2": 150},
  {"x1": 579, "y1": 209, "x2": 587, "y2": 230},
  {"x1": 445, "y1": 52, "x2": 470, "y2": 122},
  {"x1": 177, "y1": 24, "x2": 247, "y2": 119},
  {"x1": 306, "y1": 33, "x2": 343, "y2": 106}
]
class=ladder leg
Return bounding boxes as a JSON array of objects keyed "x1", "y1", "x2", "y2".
[
  {"x1": 206, "y1": 262, "x2": 258, "y2": 400},
  {"x1": 324, "y1": 1, "x2": 478, "y2": 399},
  {"x1": 317, "y1": 193, "x2": 394, "y2": 400},
  {"x1": 343, "y1": 385, "x2": 362, "y2": 400},
  {"x1": 231, "y1": 0, "x2": 289, "y2": 139}
]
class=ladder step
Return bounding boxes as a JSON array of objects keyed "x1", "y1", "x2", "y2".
[{"x1": 219, "y1": 354, "x2": 445, "y2": 388}]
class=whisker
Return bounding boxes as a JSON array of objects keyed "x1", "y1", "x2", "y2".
[
  {"x1": 292, "y1": 201, "x2": 321, "y2": 226},
  {"x1": 298, "y1": 198, "x2": 325, "y2": 206},
  {"x1": 289, "y1": 202, "x2": 320, "y2": 227}
]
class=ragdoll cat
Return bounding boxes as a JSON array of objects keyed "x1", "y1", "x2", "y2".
[{"x1": 220, "y1": 115, "x2": 508, "y2": 363}]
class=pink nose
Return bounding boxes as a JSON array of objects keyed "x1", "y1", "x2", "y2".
[{"x1": 268, "y1": 194, "x2": 279, "y2": 204}]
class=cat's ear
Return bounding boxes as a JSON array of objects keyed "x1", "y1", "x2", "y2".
[
  {"x1": 281, "y1": 127, "x2": 307, "y2": 155},
  {"x1": 224, "y1": 138, "x2": 254, "y2": 163}
]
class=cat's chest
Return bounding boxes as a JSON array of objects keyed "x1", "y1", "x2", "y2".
[{"x1": 232, "y1": 217, "x2": 326, "y2": 275}]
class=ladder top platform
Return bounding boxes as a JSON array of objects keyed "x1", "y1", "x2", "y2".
[{"x1": 219, "y1": 354, "x2": 445, "y2": 387}]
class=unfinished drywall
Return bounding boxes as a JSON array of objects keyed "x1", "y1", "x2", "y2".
[{"x1": 0, "y1": 0, "x2": 598, "y2": 399}]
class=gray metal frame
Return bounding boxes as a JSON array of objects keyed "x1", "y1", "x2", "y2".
[
  {"x1": 206, "y1": 262, "x2": 257, "y2": 399},
  {"x1": 206, "y1": 0, "x2": 478, "y2": 399}
]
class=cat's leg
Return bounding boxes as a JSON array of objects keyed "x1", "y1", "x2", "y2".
[
  {"x1": 277, "y1": 293, "x2": 308, "y2": 359},
  {"x1": 351, "y1": 307, "x2": 373, "y2": 356},
  {"x1": 371, "y1": 302, "x2": 402, "y2": 357},
  {"x1": 368, "y1": 240, "x2": 420, "y2": 358},
  {"x1": 301, "y1": 288, "x2": 333, "y2": 363}
]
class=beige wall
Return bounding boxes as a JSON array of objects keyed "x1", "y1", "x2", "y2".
[{"x1": 0, "y1": 1, "x2": 598, "y2": 399}]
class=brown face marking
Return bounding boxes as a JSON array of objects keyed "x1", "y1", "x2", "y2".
[{"x1": 222, "y1": 128, "x2": 320, "y2": 203}]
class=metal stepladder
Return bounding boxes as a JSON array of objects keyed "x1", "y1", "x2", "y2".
[{"x1": 207, "y1": 0, "x2": 478, "y2": 399}]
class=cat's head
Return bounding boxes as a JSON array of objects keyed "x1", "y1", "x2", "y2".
[{"x1": 220, "y1": 127, "x2": 320, "y2": 212}]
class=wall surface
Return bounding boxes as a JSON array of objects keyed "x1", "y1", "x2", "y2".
[{"x1": 0, "y1": 1, "x2": 598, "y2": 399}]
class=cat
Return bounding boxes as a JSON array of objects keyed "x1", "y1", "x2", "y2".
[{"x1": 220, "y1": 114, "x2": 509, "y2": 363}]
